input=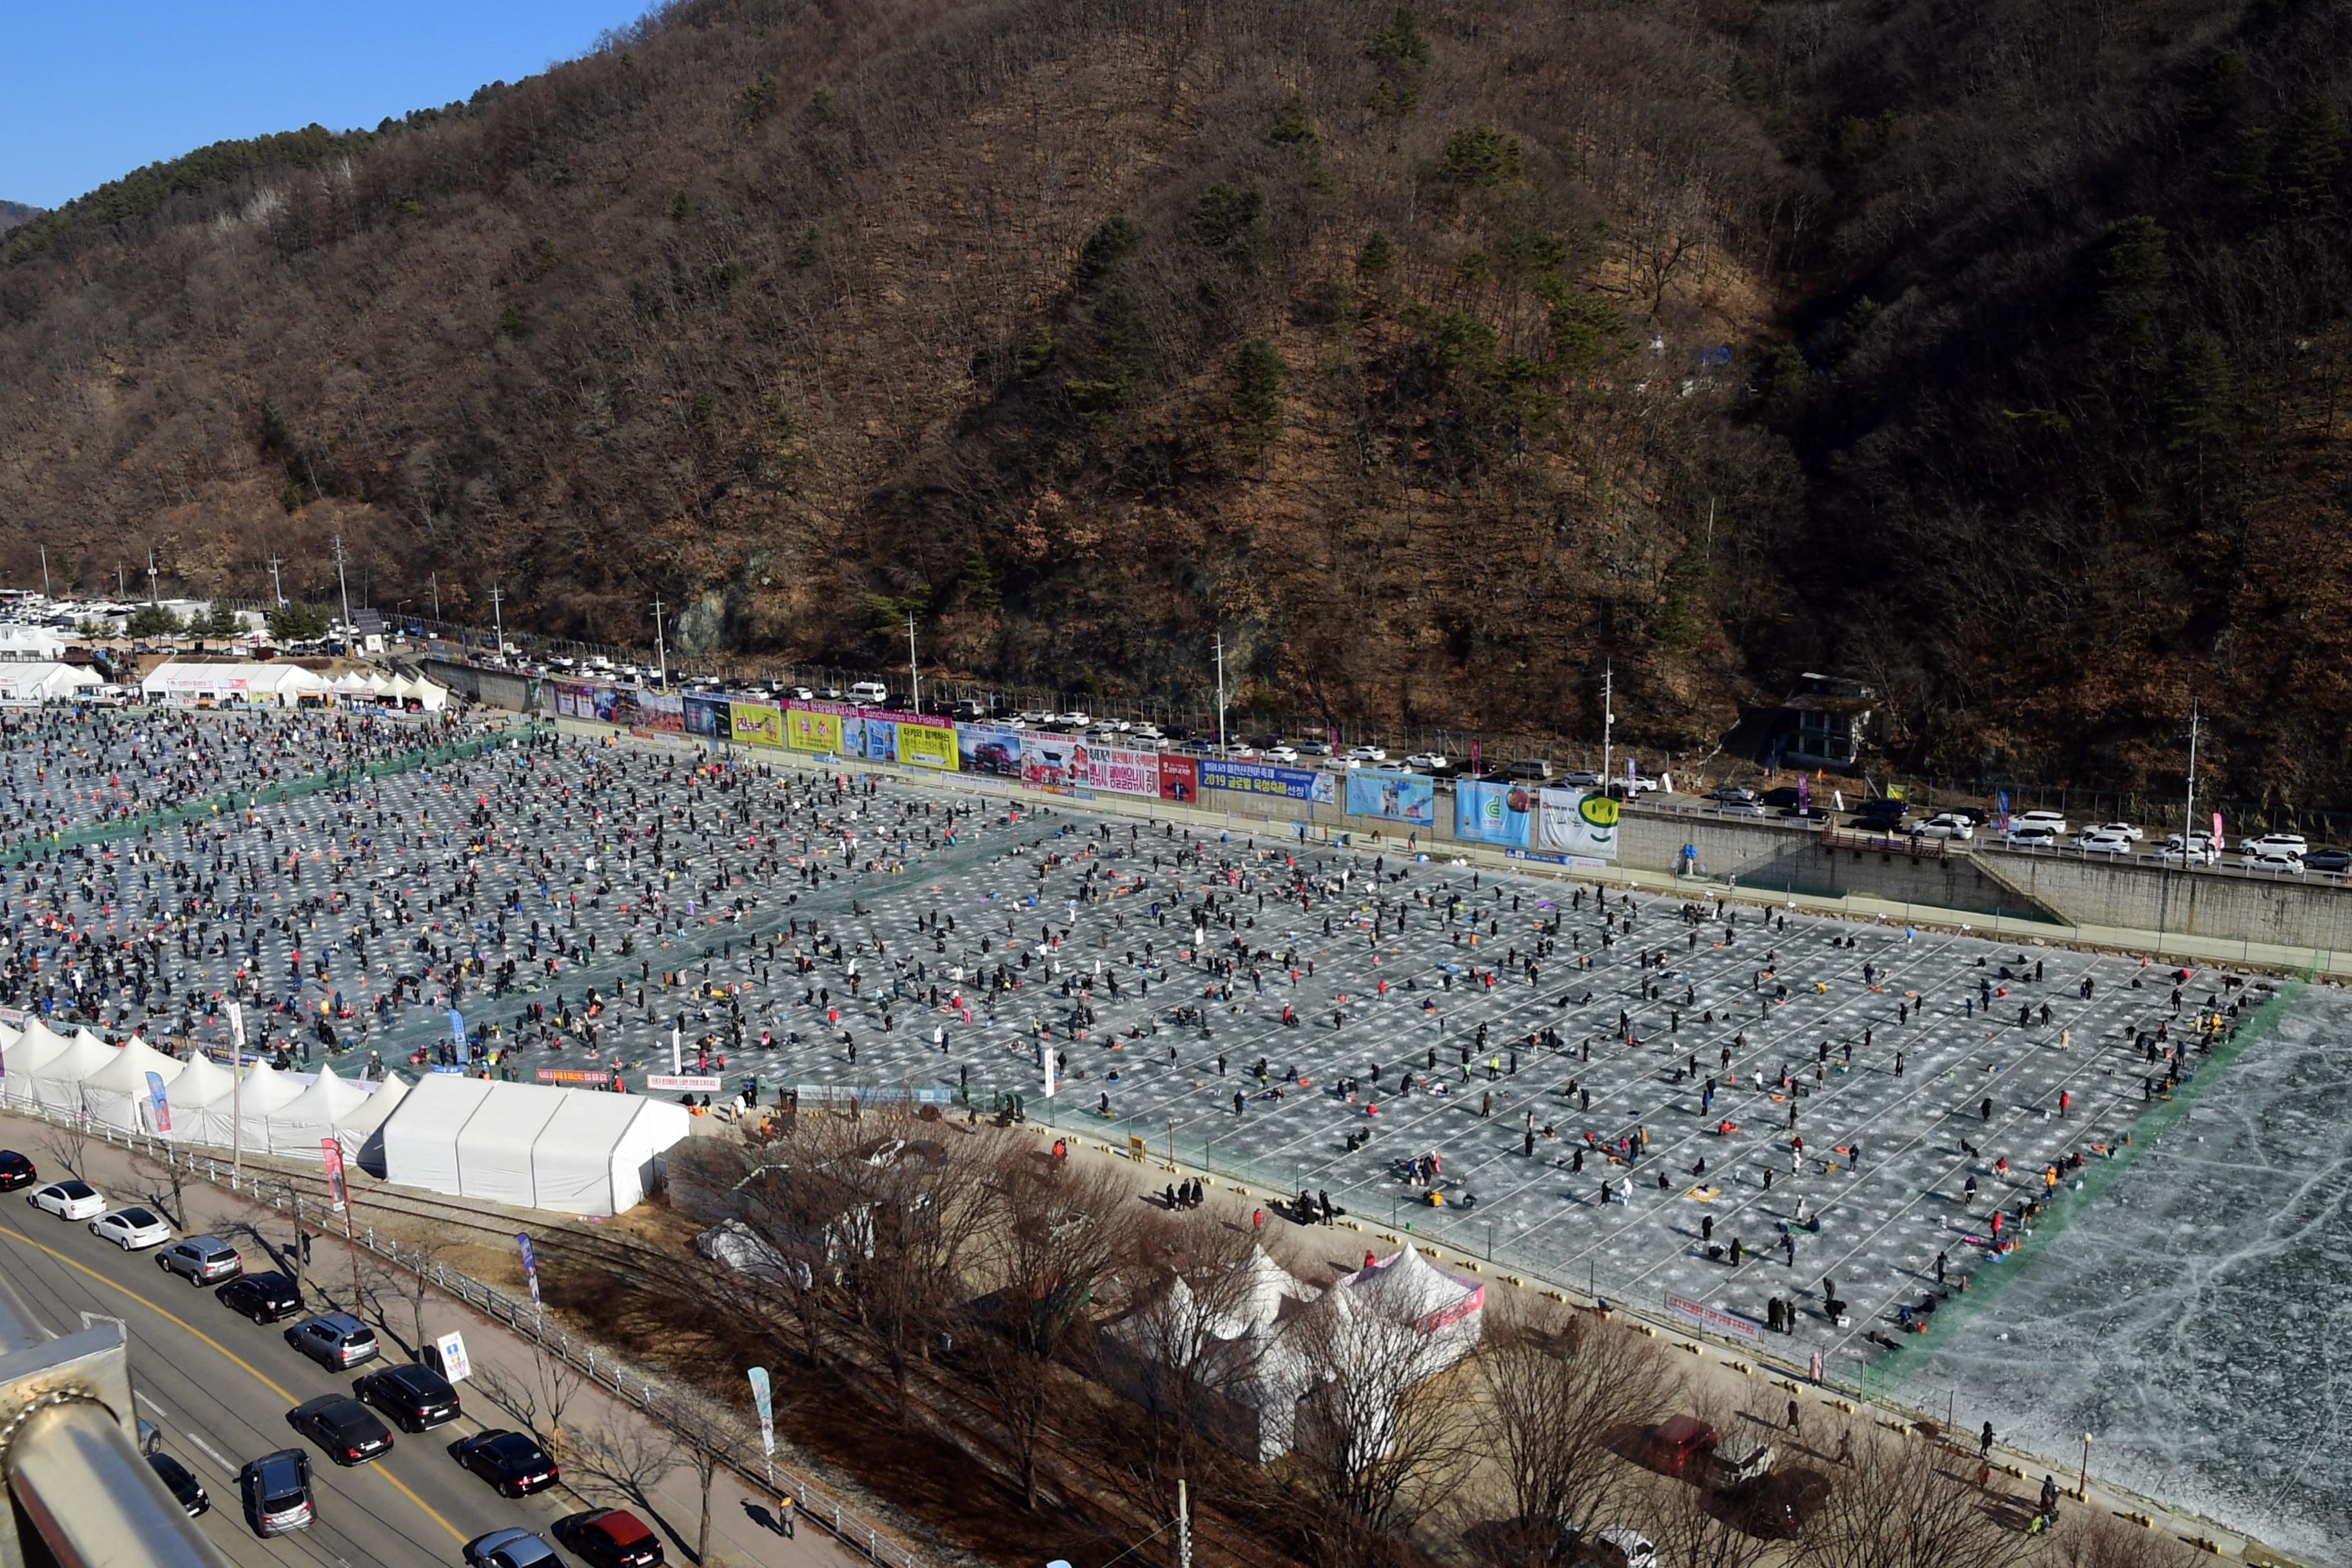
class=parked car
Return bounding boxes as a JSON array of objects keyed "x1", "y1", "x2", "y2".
[
  {"x1": 451, "y1": 1429, "x2": 562, "y2": 1497},
  {"x1": 239, "y1": 1449, "x2": 315, "y2": 1538},
  {"x1": 1646, "y1": 1415, "x2": 1718, "y2": 1478},
  {"x1": 354, "y1": 1363, "x2": 462, "y2": 1432},
  {"x1": 2004, "y1": 824, "x2": 2063, "y2": 847},
  {"x1": 1262, "y1": 745, "x2": 1301, "y2": 764},
  {"x1": 25, "y1": 1180, "x2": 106, "y2": 1220},
  {"x1": 553, "y1": 1509, "x2": 663, "y2": 1568},
  {"x1": 464, "y1": 1528, "x2": 567, "y2": 1568},
  {"x1": 1910, "y1": 814, "x2": 1975, "y2": 841},
  {"x1": 1403, "y1": 752, "x2": 1451, "y2": 771},
  {"x1": 1708, "y1": 786, "x2": 1759, "y2": 804},
  {"x1": 1759, "y1": 787, "x2": 1804, "y2": 810},
  {"x1": 2161, "y1": 830, "x2": 2222, "y2": 863},
  {"x1": 219, "y1": 1271, "x2": 304, "y2": 1324},
  {"x1": 1778, "y1": 807, "x2": 1834, "y2": 823},
  {"x1": 2013, "y1": 810, "x2": 2069, "y2": 834},
  {"x1": 1707, "y1": 1433, "x2": 1776, "y2": 1491},
  {"x1": 284, "y1": 1313, "x2": 380, "y2": 1371},
  {"x1": 0, "y1": 1150, "x2": 35, "y2": 1191},
  {"x1": 287, "y1": 1395, "x2": 394, "y2": 1466},
  {"x1": 1572, "y1": 1524, "x2": 1659, "y2": 1568},
  {"x1": 2242, "y1": 833, "x2": 2309, "y2": 859},
  {"x1": 1130, "y1": 724, "x2": 1165, "y2": 742},
  {"x1": 1345, "y1": 745, "x2": 1389, "y2": 763},
  {"x1": 2075, "y1": 829, "x2": 2135, "y2": 855},
  {"x1": 2089, "y1": 820, "x2": 2146, "y2": 841},
  {"x1": 2302, "y1": 847, "x2": 2352, "y2": 872},
  {"x1": 1502, "y1": 760, "x2": 1554, "y2": 781},
  {"x1": 147, "y1": 1451, "x2": 210, "y2": 1516},
  {"x1": 2243, "y1": 848, "x2": 2306, "y2": 873},
  {"x1": 1560, "y1": 770, "x2": 1604, "y2": 788},
  {"x1": 1716, "y1": 799, "x2": 1767, "y2": 817},
  {"x1": 157, "y1": 1235, "x2": 242, "y2": 1283}
]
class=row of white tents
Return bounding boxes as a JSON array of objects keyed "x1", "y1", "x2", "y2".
[
  {"x1": 138, "y1": 660, "x2": 448, "y2": 710},
  {"x1": 0, "y1": 1017, "x2": 406, "y2": 1161},
  {"x1": 0, "y1": 1018, "x2": 690, "y2": 1215}
]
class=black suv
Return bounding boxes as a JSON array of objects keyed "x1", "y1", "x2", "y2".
[
  {"x1": 355, "y1": 1363, "x2": 462, "y2": 1431},
  {"x1": 218, "y1": 1271, "x2": 304, "y2": 1324}
]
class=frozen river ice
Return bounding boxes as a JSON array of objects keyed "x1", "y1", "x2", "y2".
[{"x1": 1896, "y1": 983, "x2": 2352, "y2": 1565}]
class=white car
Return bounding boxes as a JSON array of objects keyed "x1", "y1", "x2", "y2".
[
  {"x1": 90, "y1": 1206, "x2": 173, "y2": 1251},
  {"x1": 1016, "y1": 710, "x2": 1054, "y2": 725},
  {"x1": 1625, "y1": 774, "x2": 1663, "y2": 794},
  {"x1": 2241, "y1": 834, "x2": 2308, "y2": 859},
  {"x1": 2076, "y1": 830, "x2": 2135, "y2": 855},
  {"x1": 2090, "y1": 821, "x2": 2146, "y2": 841},
  {"x1": 785, "y1": 686, "x2": 815, "y2": 701},
  {"x1": 1404, "y1": 752, "x2": 1450, "y2": 771},
  {"x1": 1262, "y1": 745, "x2": 1301, "y2": 764},
  {"x1": 1718, "y1": 799, "x2": 1767, "y2": 818},
  {"x1": 1345, "y1": 745, "x2": 1389, "y2": 763},
  {"x1": 2244, "y1": 848, "x2": 2305, "y2": 873},
  {"x1": 26, "y1": 1181, "x2": 108, "y2": 1220},
  {"x1": 1910, "y1": 814, "x2": 1975, "y2": 841},
  {"x1": 1104, "y1": 719, "x2": 1133, "y2": 733},
  {"x1": 1131, "y1": 725, "x2": 1164, "y2": 742},
  {"x1": 2014, "y1": 810, "x2": 2068, "y2": 835},
  {"x1": 1057, "y1": 712, "x2": 1091, "y2": 728},
  {"x1": 848, "y1": 681, "x2": 890, "y2": 704},
  {"x1": 2005, "y1": 824, "x2": 2063, "y2": 847},
  {"x1": 2162, "y1": 831, "x2": 2222, "y2": 861}
]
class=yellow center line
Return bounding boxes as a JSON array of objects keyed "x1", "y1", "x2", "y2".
[{"x1": 0, "y1": 1222, "x2": 467, "y2": 1544}]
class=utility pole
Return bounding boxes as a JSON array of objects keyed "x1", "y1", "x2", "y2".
[
  {"x1": 906, "y1": 614, "x2": 921, "y2": 711},
  {"x1": 267, "y1": 554, "x2": 286, "y2": 608},
  {"x1": 331, "y1": 534, "x2": 354, "y2": 649},
  {"x1": 1177, "y1": 1478, "x2": 1192, "y2": 1568},
  {"x1": 146, "y1": 547, "x2": 158, "y2": 605},
  {"x1": 1213, "y1": 633, "x2": 1228, "y2": 755},
  {"x1": 1602, "y1": 662, "x2": 1614, "y2": 788},
  {"x1": 489, "y1": 583, "x2": 506, "y2": 661},
  {"x1": 651, "y1": 595, "x2": 668, "y2": 687},
  {"x1": 37, "y1": 545, "x2": 48, "y2": 597},
  {"x1": 429, "y1": 572, "x2": 440, "y2": 619},
  {"x1": 117, "y1": 563, "x2": 126, "y2": 600},
  {"x1": 2182, "y1": 705, "x2": 2202, "y2": 863}
]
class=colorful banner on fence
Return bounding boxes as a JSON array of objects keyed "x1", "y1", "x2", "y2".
[
  {"x1": 1199, "y1": 760, "x2": 1337, "y2": 805},
  {"x1": 683, "y1": 693, "x2": 729, "y2": 739},
  {"x1": 1537, "y1": 787, "x2": 1619, "y2": 859},
  {"x1": 896, "y1": 715, "x2": 959, "y2": 770},
  {"x1": 731, "y1": 700, "x2": 785, "y2": 747},
  {"x1": 1021, "y1": 734, "x2": 1079, "y2": 792},
  {"x1": 1158, "y1": 753, "x2": 1198, "y2": 803},
  {"x1": 1346, "y1": 770, "x2": 1435, "y2": 826},
  {"x1": 784, "y1": 701, "x2": 845, "y2": 753},
  {"x1": 1456, "y1": 779, "x2": 1536, "y2": 847},
  {"x1": 957, "y1": 722, "x2": 1023, "y2": 776},
  {"x1": 1080, "y1": 743, "x2": 1162, "y2": 798}
]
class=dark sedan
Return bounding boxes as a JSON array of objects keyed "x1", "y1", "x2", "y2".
[
  {"x1": 288, "y1": 1395, "x2": 395, "y2": 1465},
  {"x1": 450, "y1": 1429, "x2": 561, "y2": 1497},
  {"x1": 217, "y1": 1270, "x2": 304, "y2": 1324},
  {"x1": 147, "y1": 1452, "x2": 210, "y2": 1516},
  {"x1": 0, "y1": 1150, "x2": 34, "y2": 1192},
  {"x1": 354, "y1": 1363, "x2": 462, "y2": 1431}
]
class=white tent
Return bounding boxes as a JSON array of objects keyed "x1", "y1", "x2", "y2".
[
  {"x1": 195, "y1": 1060, "x2": 306, "y2": 1150},
  {"x1": 155, "y1": 1050, "x2": 239, "y2": 1136},
  {"x1": 0, "y1": 662, "x2": 100, "y2": 706},
  {"x1": 379, "y1": 1075, "x2": 692, "y2": 1215},
  {"x1": 0, "y1": 1022, "x2": 70, "y2": 1108},
  {"x1": 1326, "y1": 1246, "x2": 1485, "y2": 1372},
  {"x1": 336, "y1": 1072, "x2": 409, "y2": 1164},
  {"x1": 27, "y1": 1030, "x2": 117, "y2": 1113},
  {"x1": 264, "y1": 1065, "x2": 371, "y2": 1159},
  {"x1": 78, "y1": 1035, "x2": 186, "y2": 1133}
]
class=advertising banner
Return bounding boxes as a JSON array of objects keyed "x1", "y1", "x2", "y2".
[
  {"x1": 1537, "y1": 787, "x2": 1620, "y2": 859},
  {"x1": 631, "y1": 689, "x2": 684, "y2": 735},
  {"x1": 1021, "y1": 734, "x2": 1079, "y2": 792},
  {"x1": 1158, "y1": 753, "x2": 1198, "y2": 803},
  {"x1": 590, "y1": 684, "x2": 621, "y2": 724},
  {"x1": 684, "y1": 692, "x2": 730, "y2": 739},
  {"x1": 957, "y1": 722, "x2": 1023, "y2": 776},
  {"x1": 1080, "y1": 743, "x2": 1162, "y2": 798},
  {"x1": 144, "y1": 1070, "x2": 172, "y2": 1133},
  {"x1": 851, "y1": 714, "x2": 898, "y2": 763},
  {"x1": 1665, "y1": 1289, "x2": 1761, "y2": 1344},
  {"x1": 1456, "y1": 780, "x2": 1536, "y2": 847},
  {"x1": 1346, "y1": 770, "x2": 1436, "y2": 826},
  {"x1": 646, "y1": 1073, "x2": 725, "y2": 1092},
  {"x1": 785, "y1": 701, "x2": 845, "y2": 753},
  {"x1": 534, "y1": 1066, "x2": 611, "y2": 1084},
  {"x1": 896, "y1": 715, "x2": 959, "y2": 770},
  {"x1": 435, "y1": 1331, "x2": 472, "y2": 1384},
  {"x1": 731, "y1": 700, "x2": 785, "y2": 748},
  {"x1": 1200, "y1": 760, "x2": 1337, "y2": 805}
]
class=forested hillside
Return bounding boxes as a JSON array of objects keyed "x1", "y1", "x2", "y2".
[
  {"x1": 3, "y1": 0, "x2": 2351, "y2": 805},
  {"x1": 0, "y1": 201, "x2": 39, "y2": 233}
]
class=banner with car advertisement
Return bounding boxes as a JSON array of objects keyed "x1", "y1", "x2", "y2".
[
  {"x1": 896, "y1": 714, "x2": 959, "y2": 770},
  {"x1": 1456, "y1": 779, "x2": 1537, "y2": 847},
  {"x1": 1080, "y1": 743, "x2": 1163, "y2": 798},
  {"x1": 783, "y1": 701, "x2": 845, "y2": 753},
  {"x1": 731, "y1": 700, "x2": 785, "y2": 748},
  {"x1": 1200, "y1": 760, "x2": 1337, "y2": 805},
  {"x1": 684, "y1": 692, "x2": 730, "y2": 739},
  {"x1": 1021, "y1": 733, "x2": 1079, "y2": 792},
  {"x1": 1158, "y1": 753, "x2": 1199, "y2": 803},
  {"x1": 958, "y1": 722, "x2": 1024, "y2": 777},
  {"x1": 1537, "y1": 787, "x2": 1619, "y2": 859},
  {"x1": 1346, "y1": 770, "x2": 1436, "y2": 827}
]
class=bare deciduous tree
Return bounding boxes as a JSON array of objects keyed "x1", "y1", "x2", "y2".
[{"x1": 1797, "y1": 1426, "x2": 2034, "y2": 1568}]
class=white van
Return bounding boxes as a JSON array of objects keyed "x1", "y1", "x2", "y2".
[{"x1": 848, "y1": 680, "x2": 890, "y2": 704}]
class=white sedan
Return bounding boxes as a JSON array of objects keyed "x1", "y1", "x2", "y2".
[
  {"x1": 26, "y1": 1181, "x2": 108, "y2": 1221},
  {"x1": 2076, "y1": 830, "x2": 2135, "y2": 855},
  {"x1": 2090, "y1": 821, "x2": 2146, "y2": 841},
  {"x1": 1403, "y1": 753, "x2": 1450, "y2": 772},
  {"x1": 1262, "y1": 745, "x2": 1301, "y2": 764},
  {"x1": 1345, "y1": 745, "x2": 1389, "y2": 763},
  {"x1": 90, "y1": 1206, "x2": 173, "y2": 1251},
  {"x1": 1910, "y1": 814, "x2": 1975, "y2": 841}
]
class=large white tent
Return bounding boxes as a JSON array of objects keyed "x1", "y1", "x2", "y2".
[
  {"x1": 264, "y1": 1066, "x2": 370, "y2": 1159},
  {"x1": 194, "y1": 1060, "x2": 306, "y2": 1150},
  {"x1": 0, "y1": 662, "x2": 100, "y2": 706},
  {"x1": 0, "y1": 1021, "x2": 72, "y2": 1108},
  {"x1": 78, "y1": 1035, "x2": 186, "y2": 1133},
  {"x1": 378, "y1": 1075, "x2": 692, "y2": 1215},
  {"x1": 155, "y1": 1050, "x2": 238, "y2": 1136},
  {"x1": 335, "y1": 1072, "x2": 409, "y2": 1163},
  {"x1": 28, "y1": 1030, "x2": 116, "y2": 1113}
]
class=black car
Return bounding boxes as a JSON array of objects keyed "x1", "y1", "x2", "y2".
[
  {"x1": 451, "y1": 1429, "x2": 561, "y2": 1497},
  {"x1": 0, "y1": 1150, "x2": 34, "y2": 1192},
  {"x1": 1731, "y1": 1466, "x2": 1834, "y2": 1539},
  {"x1": 355, "y1": 1363, "x2": 462, "y2": 1431},
  {"x1": 1759, "y1": 786, "x2": 1804, "y2": 809},
  {"x1": 147, "y1": 1451, "x2": 211, "y2": 1516},
  {"x1": 218, "y1": 1271, "x2": 304, "y2": 1324},
  {"x1": 287, "y1": 1395, "x2": 395, "y2": 1465}
]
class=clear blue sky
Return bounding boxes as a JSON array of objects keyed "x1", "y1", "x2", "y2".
[{"x1": 2, "y1": 1, "x2": 658, "y2": 210}]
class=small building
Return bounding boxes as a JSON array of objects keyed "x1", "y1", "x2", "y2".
[
  {"x1": 1778, "y1": 673, "x2": 1878, "y2": 770},
  {"x1": 0, "y1": 660, "x2": 101, "y2": 706}
]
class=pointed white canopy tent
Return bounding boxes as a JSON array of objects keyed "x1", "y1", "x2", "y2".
[
  {"x1": 28, "y1": 1029, "x2": 118, "y2": 1113},
  {"x1": 79, "y1": 1034, "x2": 187, "y2": 1133},
  {"x1": 337, "y1": 1072, "x2": 409, "y2": 1166},
  {"x1": 197, "y1": 1060, "x2": 306, "y2": 1150},
  {"x1": 156, "y1": 1050, "x2": 239, "y2": 1136},
  {"x1": 264, "y1": 1066, "x2": 371, "y2": 1160},
  {"x1": 0, "y1": 1022, "x2": 71, "y2": 1109}
]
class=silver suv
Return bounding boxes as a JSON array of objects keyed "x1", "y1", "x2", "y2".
[
  {"x1": 284, "y1": 1313, "x2": 379, "y2": 1370},
  {"x1": 157, "y1": 1235, "x2": 243, "y2": 1286}
]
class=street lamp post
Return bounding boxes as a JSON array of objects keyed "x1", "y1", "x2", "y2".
[{"x1": 2077, "y1": 1433, "x2": 2092, "y2": 1502}]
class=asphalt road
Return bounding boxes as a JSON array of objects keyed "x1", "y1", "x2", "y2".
[{"x1": 0, "y1": 1208, "x2": 576, "y2": 1568}]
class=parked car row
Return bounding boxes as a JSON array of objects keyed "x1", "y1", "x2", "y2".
[{"x1": 6, "y1": 1150, "x2": 662, "y2": 1567}]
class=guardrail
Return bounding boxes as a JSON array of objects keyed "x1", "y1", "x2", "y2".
[{"x1": 0, "y1": 1106, "x2": 926, "y2": 1568}]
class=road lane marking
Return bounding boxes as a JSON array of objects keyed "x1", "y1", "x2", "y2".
[
  {"x1": 137, "y1": 1389, "x2": 171, "y2": 1418},
  {"x1": 184, "y1": 1429, "x2": 235, "y2": 1476},
  {"x1": 0, "y1": 1223, "x2": 467, "y2": 1543}
]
